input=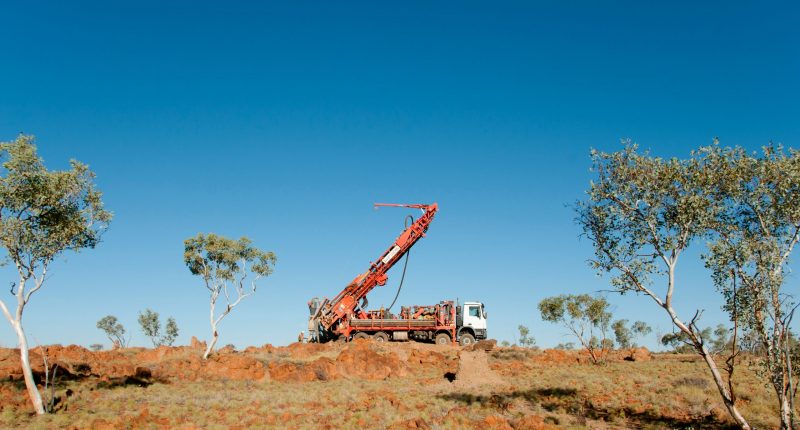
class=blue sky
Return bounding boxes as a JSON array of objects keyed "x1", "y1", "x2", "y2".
[{"x1": 0, "y1": 1, "x2": 798, "y2": 349}]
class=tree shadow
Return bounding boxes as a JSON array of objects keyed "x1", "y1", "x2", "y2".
[
  {"x1": 438, "y1": 387, "x2": 577, "y2": 411},
  {"x1": 438, "y1": 387, "x2": 739, "y2": 429}
]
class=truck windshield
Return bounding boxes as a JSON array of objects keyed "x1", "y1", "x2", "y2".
[{"x1": 468, "y1": 306, "x2": 480, "y2": 317}]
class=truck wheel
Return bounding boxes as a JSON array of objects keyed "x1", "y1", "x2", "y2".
[
  {"x1": 374, "y1": 332, "x2": 390, "y2": 342},
  {"x1": 435, "y1": 333, "x2": 451, "y2": 345},
  {"x1": 353, "y1": 332, "x2": 370, "y2": 340},
  {"x1": 459, "y1": 333, "x2": 475, "y2": 346}
]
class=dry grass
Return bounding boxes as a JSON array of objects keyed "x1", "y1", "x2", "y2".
[{"x1": 0, "y1": 345, "x2": 786, "y2": 429}]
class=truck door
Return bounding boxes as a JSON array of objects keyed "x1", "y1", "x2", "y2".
[
  {"x1": 463, "y1": 304, "x2": 482, "y2": 330},
  {"x1": 462, "y1": 303, "x2": 487, "y2": 339}
]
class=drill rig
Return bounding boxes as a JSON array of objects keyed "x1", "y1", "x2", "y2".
[{"x1": 307, "y1": 203, "x2": 488, "y2": 345}]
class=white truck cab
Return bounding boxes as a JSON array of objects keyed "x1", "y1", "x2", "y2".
[{"x1": 457, "y1": 301, "x2": 488, "y2": 345}]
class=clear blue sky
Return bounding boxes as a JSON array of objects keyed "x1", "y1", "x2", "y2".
[{"x1": 1, "y1": 1, "x2": 798, "y2": 349}]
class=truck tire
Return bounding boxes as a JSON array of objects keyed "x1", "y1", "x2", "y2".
[
  {"x1": 459, "y1": 333, "x2": 475, "y2": 346},
  {"x1": 435, "y1": 333, "x2": 451, "y2": 345},
  {"x1": 374, "y1": 332, "x2": 390, "y2": 342},
  {"x1": 353, "y1": 332, "x2": 370, "y2": 340}
]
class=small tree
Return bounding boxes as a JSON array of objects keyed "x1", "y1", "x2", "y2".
[
  {"x1": 89, "y1": 344, "x2": 103, "y2": 352},
  {"x1": 96, "y1": 315, "x2": 127, "y2": 348},
  {"x1": 661, "y1": 326, "x2": 727, "y2": 354},
  {"x1": 138, "y1": 309, "x2": 161, "y2": 347},
  {"x1": 662, "y1": 331, "x2": 700, "y2": 354},
  {"x1": 711, "y1": 324, "x2": 730, "y2": 354},
  {"x1": 137, "y1": 309, "x2": 179, "y2": 347},
  {"x1": 612, "y1": 319, "x2": 652, "y2": 350},
  {"x1": 163, "y1": 317, "x2": 179, "y2": 346},
  {"x1": 184, "y1": 233, "x2": 276, "y2": 359},
  {"x1": 518, "y1": 325, "x2": 536, "y2": 347},
  {"x1": 0, "y1": 136, "x2": 111, "y2": 415},
  {"x1": 538, "y1": 294, "x2": 612, "y2": 363}
]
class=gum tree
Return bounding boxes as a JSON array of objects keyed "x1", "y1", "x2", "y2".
[
  {"x1": 184, "y1": 233, "x2": 276, "y2": 359},
  {"x1": 612, "y1": 319, "x2": 652, "y2": 353},
  {"x1": 538, "y1": 294, "x2": 612, "y2": 363},
  {"x1": 96, "y1": 315, "x2": 127, "y2": 348},
  {"x1": 0, "y1": 135, "x2": 111, "y2": 415},
  {"x1": 138, "y1": 309, "x2": 162, "y2": 347},
  {"x1": 517, "y1": 325, "x2": 536, "y2": 347},
  {"x1": 138, "y1": 308, "x2": 180, "y2": 347},
  {"x1": 704, "y1": 144, "x2": 800, "y2": 429},
  {"x1": 576, "y1": 142, "x2": 750, "y2": 428}
]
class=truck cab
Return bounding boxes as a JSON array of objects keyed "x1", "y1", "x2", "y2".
[{"x1": 456, "y1": 301, "x2": 488, "y2": 345}]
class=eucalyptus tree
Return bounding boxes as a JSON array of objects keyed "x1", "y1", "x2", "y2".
[
  {"x1": 703, "y1": 144, "x2": 800, "y2": 429},
  {"x1": 0, "y1": 135, "x2": 111, "y2": 415},
  {"x1": 612, "y1": 319, "x2": 652, "y2": 351},
  {"x1": 96, "y1": 315, "x2": 127, "y2": 348},
  {"x1": 538, "y1": 294, "x2": 612, "y2": 363},
  {"x1": 517, "y1": 325, "x2": 536, "y2": 347},
  {"x1": 137, "y1": 309, "x2": 179, "y2": 347},
  {"x1": 184, "y1": 233, "x2": 276, "y2": 359},
  {"x1": 576, "y1": 142, "x2": 750, "y2": 428}
]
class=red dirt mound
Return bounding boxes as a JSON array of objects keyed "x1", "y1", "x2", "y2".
[
  {"x1": 335, "y1": 341, "x2": 408, "y2": 380},
  {"x1": 1, "y1": 345, "x2": 137, "y2": 381},
  {"x1": 271, "y1": 341, "x2": 411, "y2": 382},
  {"x1": 467, "y1": 339, "x2": 497, "y2": 352},
  {"x1": 407, "y1": 348, "x2": 458, "y2": 374},
  {"x1": 286, "y1": 342, "x2": 331, "y2": 359},
  {"x1": 269, "y1": 357, "x2": 339, "y2": 382}
]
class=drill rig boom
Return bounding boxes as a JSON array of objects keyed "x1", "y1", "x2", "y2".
[{"x1": 308, "y1": 202, "x2": 438, "y2": 342}]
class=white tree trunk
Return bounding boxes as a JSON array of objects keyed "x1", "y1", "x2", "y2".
[
  {"x1": 779, "y1": 394, "x2": 791, "y2": 430},
  {"x1": 1, "y1": 287, "x2": 45, "y2": 416},
  {"x1": 697, "y1": 344, "x2": 750, "y2": 429},
  {"x1": 11, "y1": 319, "x2": 45, "y2": 415},
  {"x1": 204, "y1": 327, "x2": 218, "y2": 360},
  {"x1": 204, "y1": 298, "x2": 217, "y2": 360}
]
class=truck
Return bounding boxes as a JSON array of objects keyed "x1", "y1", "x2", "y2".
[{"x1": 307, "y1": 202, "x2": 488, "y2": 346}]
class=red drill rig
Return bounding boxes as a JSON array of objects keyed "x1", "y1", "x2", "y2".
[{"x1": 307, "y1": 203, "x2": 488, "y2": 345}]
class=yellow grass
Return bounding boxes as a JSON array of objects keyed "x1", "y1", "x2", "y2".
[{"x1": 0, "y1": 346, "x2": 785, "y2": 429}]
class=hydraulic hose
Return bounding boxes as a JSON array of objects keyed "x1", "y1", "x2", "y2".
[{"x1": 386, "y1": 215, "x2": 413, "y2": 311}]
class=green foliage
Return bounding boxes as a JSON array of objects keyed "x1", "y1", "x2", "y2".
[
  {"x1": 89, "y1": 344, "x2": 103, "y2": 352},
  {"x1": 612, "y1": 319, "x2": 652, "y2": 350},
  {"x1": 539, "y1": 294, "x2": 612, "y2": 363},
  {"x1": 661, "y1": 325, "x2": 730, "y2": 354},
  {"x1": 163, "y1": 317, "x2": 179, "y2": 347},
  {"x1": 611, "y1": 320, "x2": 630, "y2": 349},
  {"x1": 184, "y1": 233, "x2": 276, "y2": 284},
  {"x1": 662, "y1": 330, "x2": 704, "y2": 354},
  {"x1": 138, "y1": 309, "x2": 161, "y2": 347},
  {"x1": 517, "y1": 325, "x2": 536, "y2": 347},
  {"x1": 96, "y1": 315, "x2": 127, "y2": 347},
  {"x1": 632, "y1": 321, "x2": 652, "y2": 338},
  {"x1": 711, "y1": 324, "x2": 730, "y2": 354},
  {"x1": 0, "y1": 135, "x2": 111, "y2": 269},
  {"x1": 137, "y1": 309, "x2": 179, "y2": 347}
]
